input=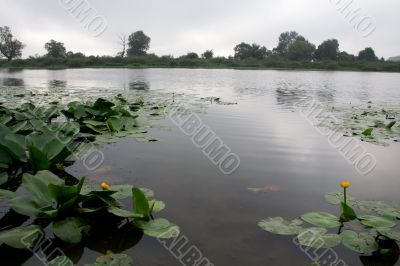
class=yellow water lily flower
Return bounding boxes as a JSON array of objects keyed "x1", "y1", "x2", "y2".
[
  {"x1": 101, "y1": 182, "x2": 110, "y2": 190},
  {"x1": 340, "y1": 181, "x2": 350, "y2": 189}
]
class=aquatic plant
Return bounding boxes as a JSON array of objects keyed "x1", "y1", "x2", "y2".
[
  {"x1": 259, "y1": 181, "x2": 400, "y2": 259},
  {"x1": 0, "y1": 170, "x2": 179, "y2": 249}
]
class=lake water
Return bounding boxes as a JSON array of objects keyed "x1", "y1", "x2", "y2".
[{"x1": 1, "y1": 68, "x2": 400, "y2": 266}]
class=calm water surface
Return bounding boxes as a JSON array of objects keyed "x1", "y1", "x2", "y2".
[{"x1": 0, "y1": 68, "x2": 400, "y2": 266}]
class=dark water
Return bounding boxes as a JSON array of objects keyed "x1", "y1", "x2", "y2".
[{"x1": 1, "y1": 68, "x2": 400, "y2": 266}]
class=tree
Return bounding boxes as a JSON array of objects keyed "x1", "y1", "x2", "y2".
[
  {"x1": 45, "y1": 40, "x2": 66, "y2": 58},
  {"x1": 314, "y1": 39, "x2": 339, "y2": 61},
  {"x1": 234, "y1": 43, "x2": 269, "y2": 60},
  {"x1": 202, "y1": 50, "x2": 214, "y2": 59},
  {"x1": 287, "y1": 39, "x2": 315, "y2": 61},
  {"x1": 358, "y1": 47, "x2": 378, "y2": 61},
  {"x1": 183, "y1": 52, "x2": 199, "y2": 59},
  {"x1": 273, "y1": 31, "x2": 304, "y2": 59},
  {"x1": 127, "y1": 31, "x2": 150, "y2": 56},
  {"x1": 338, "y1": 51, "x2": 355, "y2": 62},
  {"x1": 0, "y1": 26, "x2": 25, "y2": 61},
  {"x1": 117, "y1": 34, "x2": 127, "y2": 57}
]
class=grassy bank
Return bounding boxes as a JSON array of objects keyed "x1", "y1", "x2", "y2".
[{"x1": 1, "y1": 55, "x2": 400, "y2": 72}]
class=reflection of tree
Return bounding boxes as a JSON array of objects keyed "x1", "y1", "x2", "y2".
[
  {"x1": 48, "y1": 80, "x2": 67, "y2": 89},
  {"x1": 1, "y1": 78, "x2": 24, "y2": 86},
  {"x1": 316, "y1": 83, "x2": 335, "y2": 103},
  {"x1": 129, "y1": 81, "x2": 149, "y2": 91},
  {"x1": 275, "y1": 81, "x2": 308, "y2": 108}
]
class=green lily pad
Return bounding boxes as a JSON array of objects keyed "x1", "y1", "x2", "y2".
[
  {"x1": 340, "y1": 230, "x2": 379, "y2": 253},
  {"x1": 258, "y1": 217, "x2": 303, "y2": 235},
  {"x1": 377, "y1": 228, "x2": 400, "y2": 241},
  {"x1": 149, "y1": 200, "x2": 165, "y2": 212},
  {"x1": 0, "y1": 225, "x2": 43, "y2": 249},
  {"x1": 359, "y1": 215, "x2": 397, "y2": 228},
  {"x1": 324, "y1": 191, "x2": 356, "y2": 205},
  {"x1": 107, "y1": 207, "x2": 143, "y2": 218},
  {"x1": 53, "y1": 217, "x2": 91, "y2": 244},
  {"x1": 357, "y1": 201, "x2": 400, "y2": 218},
  {"x1": 84, "y1": 253, "x2": 133, "y2": 266},
  {"x1": 301, "y1": 212, "x2": 341, "y2": 228},
  {"x1": 135, "y1": 218, "x2": 180, "y2": 239},
  {"x1": 297, "y1": 227, "x2": 341, "y2": 248},
  {"x1": 48, "y1": 256, "x2": 74, "y2": 266}
]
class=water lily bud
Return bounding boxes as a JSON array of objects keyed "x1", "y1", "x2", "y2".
[
  {"x1": 340, "y1": 181, "x2": 350, "y2": 189},
  {"x1": 101, "y1": 182, "x2": 110, "y2": 190}
]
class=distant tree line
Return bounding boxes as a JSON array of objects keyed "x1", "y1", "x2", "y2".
[{"x1": 0, "y1": 26, "x2": 398, "y2": 72}]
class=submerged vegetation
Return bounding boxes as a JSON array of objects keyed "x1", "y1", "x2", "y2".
[
  {"x1": 259, "y1": 182, "x2": 400, "y2": 265},
  {"x1": 0, "y1": 93, "x2": 185, "y2": 264}
]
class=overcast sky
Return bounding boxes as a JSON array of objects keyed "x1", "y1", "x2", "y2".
[{"x1": 0, "y1": 0, "x2": 398, "y2": 58}]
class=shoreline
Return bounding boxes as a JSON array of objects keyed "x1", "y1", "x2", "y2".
[{"x1": 1, "y1": 65, "x2": 400, "y2": 74}]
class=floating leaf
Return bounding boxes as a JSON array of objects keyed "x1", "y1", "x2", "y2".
[
  {"x1": 135, "y1": 218, "x2": 180, "y2": 239},
  {"x1": 341, "y1": 230, "x2": 378, "y2": 253},
  {"x1": 48, "y1": 256, "x2": 74, "y2": 266},
  {"x1": 357, "y1": 200, "x2": 400, "y2": 218},
  {"x1": 359, "y1": 215, "x2": 397, "y2": 228},
  {"x1": 377, "y1": 228, "x2": 400, "y2": 241},
  {"x1": 324, "y1": 191, "x2": 356, "y2": 205},
  {"x1": 258, "y1": 217, "x2": 303, "y2": 235},
  {"x1": 84, "y1": 253, "x2": 133, "y2": 266},
  {"x1": 297, "y1": 227, "x2": 341, "y2": 248},
  {"x1": 0, "y1": 225, "x2": 42, "y2": 249},
  {"x1": 53, "y1": 217, "x2": 91, "y2": 244},
  {"x1": 107, "y1": 207, "x2": 143, "y2": 218},
  {"x1": 301, "y1": 212, "x2": 341, "y2": 228},
  {"x1": 149, "y1": 200, "x2": 165, "y2": 213},
  {"x1": 248, "y1": 185, "x2": 280, "y2": 193}
]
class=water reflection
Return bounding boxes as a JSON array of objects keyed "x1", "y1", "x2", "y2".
[
  {"x1": 316, "y1": 82, "x2": 336, "y2": 103},
  {"x1": 1, "y1": 78, "x2": 24, "y2": 86},
  {"x1": 275, "y1": 81, "x2": 308, "y2": 108},
  {"x1": 129, "y1": 80, "x2": 149, "y2": 91},
  {"x1": 48, "y1": 80, "x2": 67, "y2": 89}
]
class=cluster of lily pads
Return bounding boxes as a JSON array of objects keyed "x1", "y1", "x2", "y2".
[
  {"x1": 258, "y1": 183, "x2": 400, "y2": 258},
  {"x1": 322, "y1": 103, "x2": 399, "y2": 145},
  {"x1": 0, "y1": 94, "x2": 180, "y2": 263}
]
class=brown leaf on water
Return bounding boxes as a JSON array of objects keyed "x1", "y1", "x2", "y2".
[{"x1": 248, "y1": 185, "x2": 281, "y2": 193}]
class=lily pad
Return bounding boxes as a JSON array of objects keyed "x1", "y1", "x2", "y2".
[
  {"x1": 258, "y1": 217, "x2": 303, "y2": 235},
  {"x1": 0, "y1": 225, "x2": 43, "y2": 249},
  {"x1": 297, "y1": 227, "x2": 341, "y2": 248},
  {"x1": 48, "y1": 256, "x2": 74, "y2": 266},
  {"x1": 340, "y1": 230, "x2": 379, "y2": 253},
  {"x1": 324, "y1": 191, "x2": 356, "y2": 206},
  {"x1": 53, "y1": 217, "x2": 91, "y2": 244},
  {"x1": 301, "y1": 212, "x2": 341, "y2": 228},
  {"x1": 359, "y1": 215, "x2": 397, "y2": 228},
  {"x1": 377, "y1": 228, "x2": 400, "y2": 241},
  {"x1": 84, "y1": 253, "x2": 133, "y2": 266},
  {"x1": 135, "y1": 218, "x2": 180, "y2": 239}
]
